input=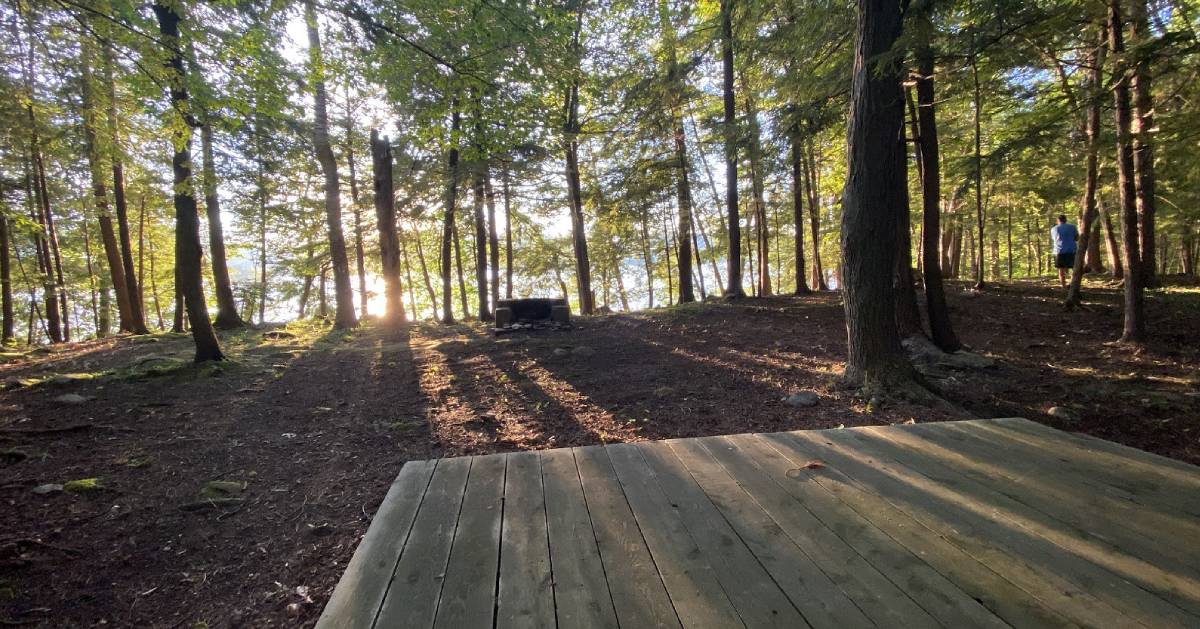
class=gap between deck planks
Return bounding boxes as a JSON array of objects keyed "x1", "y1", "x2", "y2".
[{"x1": 317, "y1": 418, "x2": 1200, "y2": 629}]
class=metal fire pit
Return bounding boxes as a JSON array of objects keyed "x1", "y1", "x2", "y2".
[{"x1": 494, "y1": 298, "x2": 571, "y2": 332}]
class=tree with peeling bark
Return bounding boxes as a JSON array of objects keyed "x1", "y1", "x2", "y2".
[
  {"x1": 656, "y1": 0, "x2": 694, "y2": 304},
  {"x1": 1065, "y1": 28, "x2": 1106, "y2": 310},
  {"x1": 102, "y1": 44, "x2": 148, "y2": 335},
  {"x1": 305, "y1": 0, "x2": 357, "y2": 330},
  {"x1": 80, "y1": 38, "x2": 131, "y2": 339},
  {"x1": 911, "y1": 4, "x2": 961, "y2": 352},
  {"x1": 441, "y1": 105, "x2": 462, "y2": 324},
  {"x1": 1127, "y1": 0, "x2": 1158, "y2": 288},
  {"x1": 198, "y1": 120, "x2": 245, "y2": 330},
  {"x1": 370, "y1": 130, "x2": 405, "y2": 322},
  {"x1": 563, "y1": 0, "x2": 595, "y2": 315},
  {"x1": 720, "y1": 0, "x2": 744, "y2": 299},
  {"x1": 840, "y1": 0, "x2": 925, "y2": 395},
  {"x1": 1108, "y1": 0, "x2": 1145, "y2": 343},
  {"x1": 152, "y1": 0, "x2": 223, "y2": 362}
]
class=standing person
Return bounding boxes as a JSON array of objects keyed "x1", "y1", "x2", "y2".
[{"x1": 1051, "y1": 214, "x2": 1079, "y2": 287}]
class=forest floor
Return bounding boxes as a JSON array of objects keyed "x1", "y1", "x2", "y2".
[{"x1": 1, "y1": 276, "x2": 1197, "y2": 628}]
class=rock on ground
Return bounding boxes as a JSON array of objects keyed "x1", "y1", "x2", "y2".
[
  {"x1": 784, "y1": 391, "x2": 819, "y2": 407},
  {"x1": 53, "y1": 393, "x2": 90, "y2": 405}
]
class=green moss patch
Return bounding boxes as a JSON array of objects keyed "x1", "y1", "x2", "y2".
[{"x1": 63, "y1": 478, "x2": 103, "y2": 493}]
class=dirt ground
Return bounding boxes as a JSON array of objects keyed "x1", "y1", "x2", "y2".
[{"x1": 1, "y1": 277, "x2": 1197, "y2": 627}]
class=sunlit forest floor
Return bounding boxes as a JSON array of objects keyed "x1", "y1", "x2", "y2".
[{"x1": 1, "y1": 275, "x2": 1197, "y2": 627}]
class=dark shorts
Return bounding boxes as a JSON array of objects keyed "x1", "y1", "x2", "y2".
[{"x1": 1055, "y1": 252, "x2": 1076, "y2": 269}]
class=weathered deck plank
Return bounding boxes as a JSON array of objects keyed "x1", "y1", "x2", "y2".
[
  {"x1": 895, "y1": 421, "x2": 1200, "y2": 580},
  {"x1": 318, "y1": 419, "x2": 1200, "y2": 629},
  {"x1": 496, "y1": 452, "x2": 555, "y2": 629},
  {"x1": 739, "y1": 432, "x2": 1074, "y2": 629},
  {"x1": 699, "y1": 434, "x2": 1002, "y2": 629},
  {"x1": 373, "y1": 456, "x2": 471, "y2": 629},
  {"x1": 636, "y1": 440, "x2": 808, "y2": 628},
  {"x1": 574, "y1": 445, "x2": 680, "y2": 629},
  {"x1": 433, "y1": 454, "x2": 507, "y2": 628},
  {"x1": 771, "y1": 430, "x2": 1140, "y2": 629},
  {"x1": 665, "y1": 437, "x2": 879, "y2": 629},
  {"x1": 606, "y1": 443, "x2": 744, "y2": 629},
  {"x1": 540, "y1": 448, "x2": 619, "y2": 629},
  {"x1": 981, "y1": 418, "x2": 1200, "y2": 517},
  {"x1": 844, "y1": 426, "x2": 1200, "y2": 624},
  {"x1": 314, "y1": 459, "x2": 436, "y2": 629}
]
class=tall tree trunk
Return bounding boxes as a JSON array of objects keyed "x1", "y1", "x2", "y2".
[
  {"x1": 1066, "y1": 31, "x2": 1106, "y2": 309},
  {"x1": 79, "y1": 43, "x2": 131, "y2": 337},
  {"x1": 803, "y1": 139, "x2": 829, "y2": 290},
  {"x1": 440, "y1": 106, "x2": 460, "y2": 323},
  {"x1": 1006, "y1": 207, "x2": 1013, "y2": 279},
  {"x1": 472, "y1": 171, "x2": 490, "y2": 322},
  {"x1": 83, "y1": 217, "x2": 100, "y2": 335},
  {"x1": 199, "y1": 122, "x2": 245, "y2": 329},
  {"x1": 371, "y1": 130, "x2": 405, "y2": 322},
  {"x1": 35, "y1": 155, "x2": 68, "y2": 341},
  {"x1": 913, "y1": 27, "x2": 961, "y2": 351},
  {"x1": 895, "y1": 214, "x2": 923, "y2": 338},
  {"x1": 720, "y1": 0, "x2": 744, "y2": 298},
  {"x1": 452, "y1": 213, "x2": 469, "y2": 320},
  {"x1": 104, "y1": 43, "x2": 148, "y2": 334},
  {"x1": 670, "y1": 117, "x2": 696, "y2": 303},
  {"x1": 564, "y1": 89, "x2": 594, "y2": 314},
  {"x1": 137, "y1": 194, "x2": 146, "y2": 309},
  {"x1": 1084, "y1": 224, "x2": 1105, "y2": 272},
  {"x1": 172, "y1": 282, "x2": 184, "y2": 333},
  {"x1": 298, "y1": 242, "x2": 314, "y2": 319},
  {"x1": 1180, "y1": 223, "x2": 1195, "y2": 276},
  {"x1": 743, "y1": 80, "x2": 771, "y2": 297},
  {"x1": 970, "y1": 42, "x2": 985, "y2": 289},
  {"x1": 841, "y1": 0, "x2": 920, "y2": 392},
  {"x1": 18, "y1": 20, "x2": 65, "y2": 343},
  {"x1": 1109, "y1": 0, "x2": 1145, "y2": 342},
  {"x1": 613, "y1": 256, "x2": 631, "y2": 310},
  {"x1": 664, "y1": 215, "x2": 675, "y2": 305},
  {"x1": 790, "y1": 128, "x2": 811, "y2": 295},
  {"x1": 304, "y1": 0, "x2": 356, "y2": 330},
  {"x1": 895, "y1": 136, "x2": 923, "y2": 339},
  {"x1": 319, "y1": 268, "x2": 328, "y2": 318},
  {"x1": 146, "y1": 225, "x2": 163, "y2": 329},
  {"x1": 658, "y1": 0, "x2": 695, "y2": 303},
  {"x1": 344, "y1": 88, "x2": 370, "y2": 319},
  {"x1": 154, "y1": 1, "x2": 223, "y2": 360},
  {"x1": 744, "y1": 202, "x2": 755, "y2": 296},
  {"x1": 502, "y1": 163, "x2": 514, "y2": 299},
  {"x1": 691, "y1": 213, "x2": 707, "y2": 298},
  {"x1": 563, "y1": 4, "x2": 594, "y2": 314},
  {"x1": 686, "y1": 111, "x2": 727, "y2": 290},
  {"x1": 24, "y1": 167, "x2": 58, "y2": 343},
  {"x1": 99, "y1": 284, "x2": 113, "y2": 338},
  {"x1": 412, "y1": 221, "x2": 438, "y2": 314},
  {"x1": 1099, "y1": 196, "x2": 1124, "y2": 279},
  {"x1": 257, "y1": 195, "x2": 268, "y2": 325},
  {"x1": 0, "y1": 215, "x2": 12, "y2": 344},
  {"x1": 640, "y1": 209, "x2": 654, "y2": 308},
  {"x1": 1128, "y1": 0, "x2": 1157, "y2": 287},
  {"x1": 398, "y1": 226, "x2": 419, "y2": 318},
  {"x1": 484, "y1": 171, "x2": 501, "y2": 309}
]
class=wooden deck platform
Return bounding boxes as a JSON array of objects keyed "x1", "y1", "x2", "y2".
[{"x1": 316, "y1": 418, "x2": 1200, "y2": 628}]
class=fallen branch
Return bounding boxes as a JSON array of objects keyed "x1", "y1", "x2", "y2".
[
  {"x1": 0, "y1": 538, "x2": 82, "y2": 556},
  {"x1": 178, "y1": 497, "x2": 245, "y2": 511},
  {"x1": 0, "y1": 424, "x2": 94, "y2": 435}
]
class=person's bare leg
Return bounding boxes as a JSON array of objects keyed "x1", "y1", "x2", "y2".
[{"x1": 1059, "y1": 268, "x2": 1067, "y2": 287}]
